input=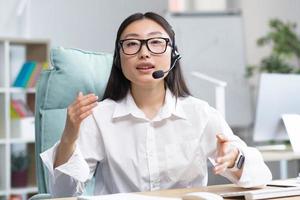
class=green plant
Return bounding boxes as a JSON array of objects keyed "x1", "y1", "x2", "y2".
[
  {"x1": 247, "y1": 19, "x2": 300, "y2": 77},
  {"x1": 11, "y1": 152, "x2": 29, "y2": 172}
]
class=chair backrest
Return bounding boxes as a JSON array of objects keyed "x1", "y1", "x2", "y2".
[{"x1": 35, "y1": 47, "x2": 112, "y2": 193}]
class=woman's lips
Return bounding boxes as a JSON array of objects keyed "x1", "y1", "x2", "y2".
[{"x1": 136, "y1": 64, "x2": 155, "y2": 72}]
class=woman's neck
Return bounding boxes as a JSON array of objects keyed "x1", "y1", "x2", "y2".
[{"x1": 131, "y1": 83, "x2": 166, "y2": 120}]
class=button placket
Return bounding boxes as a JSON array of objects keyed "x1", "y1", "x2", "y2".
[{"x1": 146, "y1": 122, "x2": 160, "y2": 190}]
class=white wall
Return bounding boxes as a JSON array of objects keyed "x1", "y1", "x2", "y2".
[
  {"x1": 0, "y1": 0, "x2": 22, "y2": 36},
  {"x1": 0, "y1": 0, "x2": 167, "y2": 52},
  {"x1": 2, "y1": 0, "x2": 300, "y2": 62},
  {"x1": 241, "y1": 0, "x2": 300, "y2": 66}
]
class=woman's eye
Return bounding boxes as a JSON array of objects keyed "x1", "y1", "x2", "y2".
[
  {"x1": 125, "y1": 41, "x2": 139, "y2": 47},
  {"x1": 150, "y1": 39, "x2": 164, "y2": 45}
]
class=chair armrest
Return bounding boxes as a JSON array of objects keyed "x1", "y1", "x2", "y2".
[{"x1": 29, "y1": 193, "x2": 52, "y2": 200}]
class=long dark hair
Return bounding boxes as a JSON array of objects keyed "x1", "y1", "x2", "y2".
[{"x1": 102, "y1": 12, "x2": 190, "y2": 101}]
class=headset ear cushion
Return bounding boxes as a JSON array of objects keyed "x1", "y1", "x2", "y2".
[
  {"x1": 170, "y1": 54, "x2": 179, "y2": 69},
  {"x1": 172, "y1": 50, "x2": 181, "y2": 62},
  {"x1": 171, "y1": 50, "x2": 177, "y2": 61}
]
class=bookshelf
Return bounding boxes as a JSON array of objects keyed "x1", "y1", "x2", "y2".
[{"x1": 0, "y1": 38, "x2": 49, "y2": 200}]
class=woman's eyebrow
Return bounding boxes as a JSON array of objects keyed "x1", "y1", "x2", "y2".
[
  {"x1": 123, "y1": 31, "x2": 163, "y2": 39},
  {"x1": 123, "y1": 33, "x2": 139, "y2": 39},
  {"x1": 147, "y1": 31, "x2": 163, "y2": 36}
]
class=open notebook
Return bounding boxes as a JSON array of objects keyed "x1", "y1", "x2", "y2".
[
  {"x1": 220, "y1": 179, "x2": 300, "y2": 200},
  {"x1": 220, "y1": 185, "x2": 300, "y2": 200}
]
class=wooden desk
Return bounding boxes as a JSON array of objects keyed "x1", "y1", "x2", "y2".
[{"x1": 48, "y1": 183, "x2": 300, "y2": 200}]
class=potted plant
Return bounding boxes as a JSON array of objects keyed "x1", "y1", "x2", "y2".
[
  {"x1": 246, "y1": 19, "x2": 300, "y2": 146},
  {"x1": 246, "y1": 18, "x2": 300, "y2": 77},
  {"x1": 11, "y1": 152, "x2": 29, "y2": 187}
]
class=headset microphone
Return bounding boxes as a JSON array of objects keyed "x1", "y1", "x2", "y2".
[{"x1": 152, "y1": 54, "x2": 182, "y2": 79}]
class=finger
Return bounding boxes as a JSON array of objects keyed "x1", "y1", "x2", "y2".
[
  {"x1": 74, "y1": 94, "x2": 98, "y2": 109},
  {"x1": 213, "y1": 162, "x2": 230, "y2": 174},
  {"x1": 76, "y1": 91, "x2": 84, "y2": 100},
  {"x1": 216, "y1": 152, "x2": 234, "y2": 164},
  {"x1": 69, "y1": 93, "x2": 95, "y2": 110},
  {"x1": 69, "y1": 93, "x2": 97, "y2": 118},
  {"x1": 77, "y1": 92, "x2": 96, "y2": 101},
  {"x1": 75, "y1": 102, "x2": 98, "y2": 116},
  {"x1": 216, "y1": 134, "x2": 228, "y2": 143},
  {"x1": 216, "y1": 134, "x2": 230, "y2": 156},
  {"x1": 76, "y1": 109, "x2": 93, "y2": 122}
]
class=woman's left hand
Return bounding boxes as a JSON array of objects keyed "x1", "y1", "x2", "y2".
[{"x1": 213, "y1": 134, "x2": 239, "y2": 174}]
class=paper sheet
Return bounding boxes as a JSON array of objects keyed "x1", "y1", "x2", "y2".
[{"x1": 282, "y1": 114, "x2": 300, "y2": 153}]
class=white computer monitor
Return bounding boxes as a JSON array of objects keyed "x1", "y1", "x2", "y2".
[{"x1": 253, "y1": 73, "x2": 300, "y2": 142}]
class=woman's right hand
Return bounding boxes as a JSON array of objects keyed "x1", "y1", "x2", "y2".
[
  {"x1": 54, "y1": 92, "x2": 98, "y2": 168},
  {"x1": 62, "y1": 92, "x2": 99, "y2": 143}
]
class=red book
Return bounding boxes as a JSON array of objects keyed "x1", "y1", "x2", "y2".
[{"x1": 11, "y1": 100, "x2": 26, "y2": 118}]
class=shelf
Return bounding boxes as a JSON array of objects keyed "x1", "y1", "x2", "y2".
[
  {"x1": 0, "y1": 37, "x2": 49, "y2": 45},
  {"x1": 10, "y1": 186, "x2": 38, "y2": 194},
  {"x1": 0, "y1": 145, "x2": 6, "y2": 192},
  {"x1": 0, "y1": 94, "x2": 5, "y2": 139},
  {"x1": 9, "y1": 88, "x2": 36, "y2": 93},
  {"x1": 0, "y1": 42, "x2": 6, "y2": 88},
  {"x1": 0, "y1": 38, "x2": 49, "y2": 200},
  {"x1": 169, "y1": 10, "x2": 241, "y2": 16},
  {"x1": 0, "y1": 87, "x2": 36, "y2": 94},
  {"x1": 0, "y1": 190, "x2": 6, "y2": 196},
  {"x1": 0, "y1": 138, "x2": 6, "y2": 145},
  {"x1": 10, "y1": 138, "x2": 35, "y2": 144}
]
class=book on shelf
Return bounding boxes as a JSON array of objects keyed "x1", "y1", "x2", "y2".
[
  {"x1": 27, "y1": 63, "x2": 44, "y2": 88},
  {"x1": 9, "y1": 194, "x2": 22, "y2": 200},
  {"x1": 10, "y1": 100, "x2": 33, "y2": 119},
  {"x1": 10, "y1": 99, "x2": 35, "y2": 141},
  {"x1": 12, "y1": 61, "x2": 48, "y2": 88}
]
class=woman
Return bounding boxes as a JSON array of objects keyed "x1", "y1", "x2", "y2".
[{"x1": 41, "y1": 12, "x2": 272, "y2": 197}]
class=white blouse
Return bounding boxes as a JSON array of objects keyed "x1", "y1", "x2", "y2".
[{"x1": 40, "y1": 89, "x2": 272, "y2": 197}]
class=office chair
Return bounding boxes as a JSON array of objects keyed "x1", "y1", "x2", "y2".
[{"x1": 30, "y1": 47, "x2": 112, "y2": 199}]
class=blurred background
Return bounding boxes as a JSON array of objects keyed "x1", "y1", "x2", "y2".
[{"x1": 1, "y1": 0, "x2": 300, "y2": 199}]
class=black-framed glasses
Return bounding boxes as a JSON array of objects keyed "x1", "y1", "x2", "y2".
[{"x1": 119, "y1": 37, "x2": 171, "y2": 55}]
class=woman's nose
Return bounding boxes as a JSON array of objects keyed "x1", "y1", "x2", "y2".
[{"x1": 138, "y1": 43, "x2": 150, "y2": 59}]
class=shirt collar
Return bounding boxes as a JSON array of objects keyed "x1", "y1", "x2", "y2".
[{"x1": 112, "y1": 88, "x2": 187, "y2": 121}]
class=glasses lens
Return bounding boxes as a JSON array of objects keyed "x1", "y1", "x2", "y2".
[
  {"x1": 148, "y1": 38, "x2": 167, "y2": 54},
  {"x1": 120, "y1": 38, "x2": 168, "y2": 55},
  {"x1": 122, "y1": 40, "x2": 141, "y2": 55}
]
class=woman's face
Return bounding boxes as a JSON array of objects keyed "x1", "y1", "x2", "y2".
[{"x1": 119, "y1": 18, "x2": 172, "y2": 88}]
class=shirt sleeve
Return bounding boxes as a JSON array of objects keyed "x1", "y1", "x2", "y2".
[
  {"x1": 203, "y1": 107, "x2": 272, "y2": 188},
  {"x1": 40, "y1": 112, "x2": 105, "y2": 197}
]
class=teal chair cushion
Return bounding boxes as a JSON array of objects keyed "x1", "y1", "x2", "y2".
[
  {"x1": 35, "y1": 47, "x2": 112, "y2": 195},
  {"x1": 45, "y1": 47, "x2": 112, "y2": 109}
]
